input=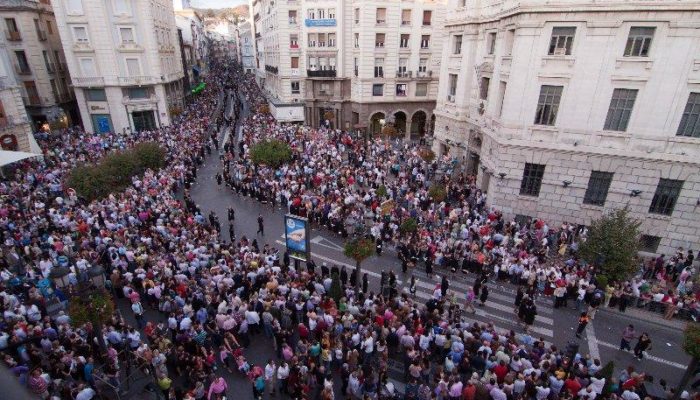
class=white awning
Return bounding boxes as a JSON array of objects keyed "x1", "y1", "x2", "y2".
[
  {"x1": 28, "y1": 132, "x2": 42, "y2": 154},
  {"x1": 0, "y1": 150, "x2": 42, "y2": 167}
]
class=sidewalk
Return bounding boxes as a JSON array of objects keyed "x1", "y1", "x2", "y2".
[{"x1": 598, "y1": 304, "x2": 687, "y2": 331}]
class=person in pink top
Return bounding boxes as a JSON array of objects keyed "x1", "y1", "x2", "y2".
[{"x1": 207, "y1": 376, "x2": 228, "y2": 400}]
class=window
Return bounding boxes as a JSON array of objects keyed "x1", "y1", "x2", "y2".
[
  {"x1": 288, "y1": 10, "x2": 297, "y2": 24},
  {"x1": 534, "y1": 85, "x2": 562, "y2": 126},
  {"x1": 401, "y1": 9, "x2": 411, "y2": 25},
  {"x1": 291, "y1": 81, "x2": 300, "y2": 94},
  {"x1": 328, "y1": 33, "x2": 336, "y2": 47},
  {"x1": 375, "y1": 33, "x2": 385, "y2": 48},
  {"x1": 318, "y1": 33, "x2": 326, "y2": 47},
  {"x1": 328, "y1": 8, "x2": 335, "y2": 19},
  {"x1": 308, "y1": 57, "x2": 317, "y2": 70},
  {"x1": 487, "y1": 32, "x2": 497, "y2": 54},
  {"x1": 307, "y1": 34, "x2": 316, "y2": 47},
  {"x1": 119, "y1": 27, "x2": 135, "y2": 43},
  {"x1": 374, "y1": 58, "x2": 384, "y2": 77},
  {"x1": 5, "y1": 18, "x2": 18, "y2": 33},
  {"x1": 372, "y1": 84, "x2": 384, "y2": 96},
  {"x1": 354, "y1": 58, "x2": 358, "y2": 77},
  {"x1": 421, "y1": 35, "x2": 430, "y2": 48},
  {"x1": 125, "y1": 58, "x2": 141, "y2": 76},
  {"x1": 318, "y1": 9, "x2": 325, "y2": 19},
  {"x1": 291, "y1": 56, "x2": 299, "y2": 68},
  {"x1": 418, "y1": 58, "x2": 428, "y2": 73},
  {"x1": 72, "y1": 26, "x2": 89, "y2": 43},
  {"x1": 34, "y1": 19, "x2": 45, "y2": 40},
  {"x1": 639, "y1": 235, "x2": 661, "y2": 253},
  {"x1": 307, "y1": 9, "x2": 315, "y2": 19},
  {"x1": 54, "y1": 50, "x2": 61, "y2": 66},
  {"x1": 128, "y1": 87, "x2": 148, "y2": 99},
  {"x1": 400, "y1": 34, "x2": 409, "y2": 48},
  {"x1": 649, "y1": 179, "x2": 683, "y2": 216},
  {"x1": 85, "y1": 89, "x2": 106, "y2": 101},
  {"x1": 66, "y1": 0, "x2": 84, "y2": 15},
  {"x1": 376, "y1": 8, "x2": 386, "y2": 24},
  {"x1": 50, "y1": 79, "x2": 58, "y2": 100},
  {"x1": 79, "y1": 57, "x2": 96, "y2": 75},
  {"x1": 677, "y1": 92, "x2": 700, "y2": 137},
  {"x1": 46, "y1": 20, "x2": 52, "y2": 35},
  {"x1": 422, "y1": 10, "x2": 432, "y2": 26},
  {"x1": 113, "y1": 0, "x2": 130, "y2": 15},
  {"x1": 354, "y1": 33, "x2": 359, "y2": 48},
  {"x1": 624, "y1": 27, "x2": 654, "y2": 57},
  {"x1": 396, "y1": 84, "x2": 407, "y2": 96},
  {"x1": 479, "y1": 77, "x2": 490, "y2": 100},
  {"x1": 290, "y1": 35, "x2": 298, "y2": 48},
  {"x1": 519, "y1": 163, "x2": 546, "y2": 197},
  {"x1": 15, "y1": 51, "x2": 30, "y2": 72},
  {"x1": 504, "y1": 29, "x2": 515, "y2": 55},
  {"x1": 497, "y1": 81, "x2": 507, "y2": 116},
  {"x1": 604, "y1": 88, "x2": 637, "y2": 131},
  {"x1": 448, "y1": 74, "x2": 457, "y2": 99},
  {"x1": 354, "y1": 8, "x2": 359, "y2": 24},
  {"x1": 548, "y1": 27, "x2": 575, "y2": 55},
  {"x1": 398, "y1": 58, "x2": 408, "y2": 76},
  {"x1": 454, "y1": 35, "x2": 463, "y2": 55},
  {"x1": 583, "y1": 171, "x2": 613, "y2": 206},
  {"x1": 43, "y1": 51, "x2": 53, "y2": 72},
  {"x1": 459, "y1": 0, "x2": 467, "y2": 6},
  {"x1": 416, "y1": 83, "x2": 428, "y2": 97}
]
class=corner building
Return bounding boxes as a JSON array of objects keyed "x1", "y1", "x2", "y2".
[
  {"x1": 432, "y1": 0, "x2": 700, "y2": 255},
  {"x1": 50, "y1": 0, "x2": 185, "y2": 134}
]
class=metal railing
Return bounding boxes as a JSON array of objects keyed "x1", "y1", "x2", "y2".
[
  {"x1": 118, "y1": 76, "x2": 157, "y2": 86},
  {"x1": 307, "y1": 69, "x2": 336, "y2": 78},
  {"x1": 72, "y1": 76, "x2": 105, "y2": 87}
]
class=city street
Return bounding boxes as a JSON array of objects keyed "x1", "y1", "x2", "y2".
[{"x1": 186, "y1": 93, "x2": 691, "y2": 394}]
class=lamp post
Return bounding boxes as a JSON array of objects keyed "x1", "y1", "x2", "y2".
[{"x1": 50, "y1": 266, "x2": 71, "y2": 290}]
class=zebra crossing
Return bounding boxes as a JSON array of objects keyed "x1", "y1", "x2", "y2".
[{"x1": 400, "y1": 271, "x2": 556, "y2": 343}]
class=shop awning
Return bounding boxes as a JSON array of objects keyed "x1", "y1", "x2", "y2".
[{"x1": 0, "y1": 150, "x2": 42, "y2": 167}]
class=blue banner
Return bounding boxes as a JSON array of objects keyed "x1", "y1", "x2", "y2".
[
  {"x1": 285, "y1": 214, "x2": 310, "y2": 261},
  {"x1": 305, "y1": 18, "x2": 336, "y2": 27}
]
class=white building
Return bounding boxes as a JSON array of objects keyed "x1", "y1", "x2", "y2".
[
  {"x1": 236, "y1": 20, "x2": 254, "y2": 74},
  {"x1": 0, "y1": 44, "x2": 36, "y2": 152},
  {"x1": 433, "y1": 0, "x2": 700, "y2": 255},
  {"x1": 250, "y1": 0, "x2": 446, "y2": 130},
  {"x1": 175, "y1": 8, "x2": 208, "y2": 89},
  {"x1": 51, "y1": 0, "x2": 185, "y2": 133}
]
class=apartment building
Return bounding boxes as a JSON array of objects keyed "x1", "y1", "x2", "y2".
[
  {"x1": 175, "y1": 9, "x2": 208, "y2": 91},
  {"x1": 250, "y1": 0, "x2": 445, "y2": 130},
  {"x1": 0, "y1": 44, "x2": 36, "y2": 152},
  {"x1": 236, "y1": 20, "x2": 254, "y2": 74},
  {"x1": 1, "y1": 0, "x2": 79, "y2": 131},
  {"x1": 432, "y1": 0, "x2": 700, "y2": 255},
  {"x1": 50, "y1": 0, "x2": 185, "y2": 134}
]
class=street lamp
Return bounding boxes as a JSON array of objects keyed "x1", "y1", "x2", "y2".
[
  {"x1": 87, "y1": 265, "x2": 105, "y2": 289},
  {"x1": 50, "y1": 266, "x2": 71, "y2": 289}
]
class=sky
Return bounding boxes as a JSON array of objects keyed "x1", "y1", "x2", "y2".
[{"x1": 192, "y1": 0, "x2": 247, "y2": 8}]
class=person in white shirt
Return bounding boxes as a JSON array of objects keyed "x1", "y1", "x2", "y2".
[
  {"x1": 264, "y1": 359, "x2": 276, "y2": 395},
  {"x1": 276, "y1": 361, "x2": 290, "y2": 394},
  {"x1": 621, "y1": 390, "x2": 641, "y2": 400}
]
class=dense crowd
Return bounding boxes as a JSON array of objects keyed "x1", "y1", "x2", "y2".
[{"x1": 0, "y1": 58, "x2": 696, "y2": 400}]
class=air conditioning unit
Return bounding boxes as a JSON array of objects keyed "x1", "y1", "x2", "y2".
[{"x1": 553, "y1": 47, "x2": 567, "y2": 56}]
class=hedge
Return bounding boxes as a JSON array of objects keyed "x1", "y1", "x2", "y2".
[{"x1": 66, "y1": 141, "x2": 166, "y2": 202}]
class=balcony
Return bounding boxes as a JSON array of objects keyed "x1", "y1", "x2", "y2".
[
  {"x1": 37, "y1": 30, "x2": 47, "y2": 41},
  {"x1": 305, "y1": 18, "x2": 336, "y2": 27},
  {"x1": 396, "y1": 70, "x2": 411, "y2": 79},
  {"x1": 289, "y1": 18, "x2": 297, "y2": 25},
  {"x1": 72, "y1": 76, "x2": 104, "y2": 87},
  {"x1": 5, "y1": 30, "x2": 21, "y2": 41},
  {"x1": 46, "y1": 63, "x2": 55, "y2": 73},
  {"x1": 416, "y1": 70, "x2": 433, "y2": 79},
  {"x1": 118, "y1": 76, "x2": 157, "y2": 86},
  {"x1": 307, "y1": 69, "x2": 336, "y2": 78},
  {"x1": 14, "y1": 64, "x2": 31, "y2": 75},
  {"x1": 265, "y1": 65, "x2": 278, "y2": 74},
  {"x1": 290, "y1": 44, "x2": 299, "y2": 49},
  {"x1": 72, "y1": 42, "x2": 93, "y2": 52}
]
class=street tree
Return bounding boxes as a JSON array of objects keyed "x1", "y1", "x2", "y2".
[
  {"x1": 250, "y1": 139, "x2": 292, "y2": 168},
  {"x1": 579, "y1": 207, "x2": 641, "y2": 282},
  {"x1": 674, "y1": 323, "x2": 700, "y2": 400},
  {"x1": 68, "y1": 289, "x2": 114, "y2": 350},
  {"x1": 400, "y1": 217, "x2": 418, "y2": 237},
  {"x1": 428, "y1": 184, "x2": 447, "y2": 203},
  {"x1": 343, "y1": 237, "x2": 374, "y2": 290}
]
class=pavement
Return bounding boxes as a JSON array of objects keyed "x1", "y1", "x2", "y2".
[{"x1": 132, "y1": 89, "x2": 690, "y2": 398}]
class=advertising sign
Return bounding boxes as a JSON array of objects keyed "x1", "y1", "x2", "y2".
[
  {"x1": 305, "y1": 18, "x2": 337, "y2": 27},
  {"x1": 284, "y1": 214, "x2": 310, "y2": 262}
]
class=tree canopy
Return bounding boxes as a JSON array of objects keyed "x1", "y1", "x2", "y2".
[
  {"x1": 343, "y1": 237, "x2": 374, "y2": 265},
  {"x1": 250, "y1": 139, "x2": 292, "y2": 168},
  {"x1": 579, "y1": 207, "x2": 641, "y2": 282}
]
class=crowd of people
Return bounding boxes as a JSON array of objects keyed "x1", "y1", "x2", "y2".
[{"x1": 0, "y1": 56, "x2": 696, "y2": 400}]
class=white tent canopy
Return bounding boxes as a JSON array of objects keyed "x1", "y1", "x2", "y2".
[{"x1": 0, "y1": 150, "x2": 42, "y2": 167}]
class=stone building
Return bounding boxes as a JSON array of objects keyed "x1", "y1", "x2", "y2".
[
  {"x1": 432, "y1": 0, "x2": 700, "y2": 255},
  {"x1": 50, "y1": 0, "x2": 185, "y2": 134},
  {"x1": 236, "y1": 20, "x2": 255, "y2": 74},
  {"x1": 0, "y1": 0, "x2": 79, "y2": 131},
  {"x1": 250, "y1": 0, "x2": 446, "y2": 133},
  {"x1": 0, "y1": 44, "x2": 36, "y2": 152}
]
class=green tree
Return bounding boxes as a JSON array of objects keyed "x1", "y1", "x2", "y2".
[
  {"x1": 400, "y1": 218, "x2": 418, "y2": 236},
  {"x1": 343, "y1": 237, "x2": 375, "y2": 290},
  {"x1": 249, "y1": 139, "x2": 292, "y2": 168},
  {"x1": 428, "y1": 184, "x2": 447, "y2": 203},
  {"x1": 579, "y1": 207, "x2": 641, "y2": 282},
  {"x1": 674, "y1": 323, "x2": 700, "y2": 400},
  {"x1": 68, "y1": 290, "x2": 114, "y2": 350},
  {"x1": 328, "y1": 272, "x2": 343, "y2": 305},
  {"x1": 376, "y1": 185, "x2": 388, "y2": 199}
]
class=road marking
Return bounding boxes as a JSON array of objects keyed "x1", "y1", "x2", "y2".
[
  {"x1": 596, "y1": 341, "x2": 687, "y2": 369},
  {"x1": 586, "y1": 323, "x2": 600, "y2": 360},
  {"x1": 310, "y1": 236, "x2": 345, "y2": 251}
]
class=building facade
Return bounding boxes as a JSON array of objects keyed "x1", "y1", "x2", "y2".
[
  {"x1": 175, "y1": 9, "x2": 208, "y2": 91},
  {"x1": 432, "y1": 0, "x2": 700, "y2": 255},
  {"x1": 0, "y1": 43, "x2": 35, "y2": 152},
  {"x1": 250, "y1": 0, "x2": 445, "y2": 130},
  {"x1": 51, "y1": 0, "x2": 185, "y2": 134},
  {"x1": 236, "y1": 20, "x2": 254, "y2": 74},
  {"x1": 1, "y1": 0, "x2": 79, "y2": 131}
]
